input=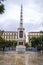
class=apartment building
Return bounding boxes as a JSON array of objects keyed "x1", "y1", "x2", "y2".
[{"x1": 28, "y1": 32, "x2": 43, "y2": 46}]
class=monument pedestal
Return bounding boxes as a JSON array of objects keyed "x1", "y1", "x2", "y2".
[{"x1": 16, "y1": 45, "x2": 26, "y2": 53}]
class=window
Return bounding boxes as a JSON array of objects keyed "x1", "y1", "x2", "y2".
[
  {"x1": 7, "y1": 36, "x2": 9, "y2": 39},
  {"x1": 2, "y1": 36, "x2": 4, "y2": 38},
  {"x1": 3, "y1": 33, "x2": 4, "y2": 35},
  {"x1": 13, "y1": 33, "x2": 14, "y2": 35},
  {"x1": 5, "y1": 33, "x2": 6, "y2": 35},
  {"x1": 10, "y1": 36, "x2": 12, "y2": 39},
  {"x1": 7, "y1": 33, "x2": 9, "y2": 35},
  {"x1": 13, "y1": 36, "x2": 15, "y2": 39},
  {"x1": 5, "y1": 36, "x2": 6, "y2": 39},
  {"x1": 10, "y1": 33, "x2": 12, "y2": 35},
  {"x1": 38, "y1": 33, "x2": 40, "y2": 35},
  {"x1": 15, "y1": 36, "x2": 17, "y2": 39},
  {"x1": 16, "y1": 33, "x2": 17, "y2": 35},
  {"x1": 34, "y1": 33, "x2": 37, "y2": 35}
]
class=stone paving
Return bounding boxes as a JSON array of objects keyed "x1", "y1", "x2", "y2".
[{"x1": 0, "y1": 51, "x2": 43, "y2": 65}]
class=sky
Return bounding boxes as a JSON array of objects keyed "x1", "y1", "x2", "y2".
[{"x1": 0, "y1": 0, "x2": 43, "y2": 33}]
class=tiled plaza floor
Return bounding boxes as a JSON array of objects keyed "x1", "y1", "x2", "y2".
[{"x1": 0, "y1": 51, "x2": 43, "y2": 65}]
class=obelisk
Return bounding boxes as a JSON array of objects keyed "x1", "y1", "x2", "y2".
[{"x1": 16, "y1": 4, "x2": 26, "y2": 52}]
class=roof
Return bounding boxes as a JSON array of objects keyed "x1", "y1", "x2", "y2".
[
  {"x1": 4, "y1": 31, "x2": 18, "y2": 33},
  {"x1": 28, "y1": 31, "x2": 43, "y2": 33}
]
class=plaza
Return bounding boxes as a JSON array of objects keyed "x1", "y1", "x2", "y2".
[{"x1": 0, "y1": 51, "x2": 43, "y2": 65}]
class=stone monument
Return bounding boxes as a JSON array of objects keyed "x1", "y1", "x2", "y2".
[{"x1": 16, "y1": 4, "x2": 26, "y2": 52}]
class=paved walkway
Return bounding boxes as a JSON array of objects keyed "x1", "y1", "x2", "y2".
[{"x1": 0, "y1": 51, "x2": 43, "y2": 65}]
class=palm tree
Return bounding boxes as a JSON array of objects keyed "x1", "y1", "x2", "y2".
[{"x1": 0, "y1": 0, "x2": 5, "y2": 14}]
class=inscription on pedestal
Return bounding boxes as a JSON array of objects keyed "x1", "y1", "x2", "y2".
[{"x1": 19, "y1": 31, "x2": 23, "y2": 38}]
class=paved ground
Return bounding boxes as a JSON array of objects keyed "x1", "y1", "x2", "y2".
[{"x1": 0, "y1": 51, "x2": 43, "y2": 65}]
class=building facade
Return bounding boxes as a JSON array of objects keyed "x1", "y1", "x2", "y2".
[
  {"x1": 1, "y1": 31, "x2": 18, "y2": 41},
  {"x1": 28, "y1": 32, "x2": 43, "y2": 46},
  {"x1": 0, "y1": 31, "x2": 26, "y2": 43}
]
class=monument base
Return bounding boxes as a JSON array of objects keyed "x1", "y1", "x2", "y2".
[{"x1": 16, "y1": 45, "x2": 26, "y2": 53}]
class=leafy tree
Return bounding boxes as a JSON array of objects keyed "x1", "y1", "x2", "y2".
[
  {"x1": 12, "y1": 40, "x2": 17, "y2": 47},
  {"x1": 30, "y1": 36, "x2": 43, "y2": 50},
  {"x1": 5, "y1": 40, "x2": 17, "y2": 47},
  {"x1": 0, "y1": 0, "x2": 5, "y2": 14},
  {"x1": 39, "y1": 36, "x2": 43, "y2": 50},
  {"x1": 30, "y1": 37, "x2": 36, "y2": 47},
  {"x1": 0, "y1": 36, "x2": 5, "y2": 51},
  {"x1": 25, "y1": 43, "x2": 29, "y2": 48}
]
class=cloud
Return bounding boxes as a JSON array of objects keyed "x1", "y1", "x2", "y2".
[
  {"x1": 0, "y1": 19, "x2": 19, "y2": 31},
  {"x1": 0, "y1": 0, "x2": 43, "y2": 33},
  {"x1": 24, "y1": 21, "x2": 43, "y2": 32},
  {"x1": 0, "y1": 19, "x2": 43, "y2": 33}
]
